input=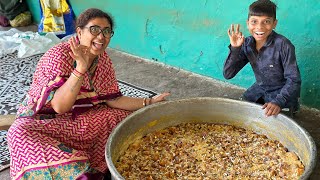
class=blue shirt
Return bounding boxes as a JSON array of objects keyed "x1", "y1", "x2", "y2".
[{"x1": 223, "y1": 31, "x2": 301, "y2": 109}]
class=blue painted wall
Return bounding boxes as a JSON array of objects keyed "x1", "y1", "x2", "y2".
[{"x1": 26, "y1": 0, "x2": 320, "y2": 110}]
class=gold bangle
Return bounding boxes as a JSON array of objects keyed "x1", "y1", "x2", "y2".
[
  {"x1": 71, "y1": 72, "x2": 81, "y2": 80},
  {"x1": 142, "y1": 97, "x2": 147, "y2": 107}
]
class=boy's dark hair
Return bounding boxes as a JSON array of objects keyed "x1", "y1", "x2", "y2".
[
  {"x1": 248, "y1": 0, "x2": 277, "y2": 20},
  {"x1": 76, "y1": 8, "x2": 114, "y2": 30}
]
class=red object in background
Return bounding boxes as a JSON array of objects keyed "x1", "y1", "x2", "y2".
[{"x1": 0, "y1": 15, "x2": 10, "y2": 27}]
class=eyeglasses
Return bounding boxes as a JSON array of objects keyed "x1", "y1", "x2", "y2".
[{"x1": 84, "y1": 25, "x2": 114, "y2": 38}]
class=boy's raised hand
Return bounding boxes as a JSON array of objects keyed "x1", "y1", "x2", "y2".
[{"x1": 228, "y1": 24, "x2": 244, "y2": 47}]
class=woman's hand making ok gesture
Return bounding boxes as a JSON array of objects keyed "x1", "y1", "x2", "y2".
[{"x1": 69, "y1": 36, "x2": 92, "y2": 74}]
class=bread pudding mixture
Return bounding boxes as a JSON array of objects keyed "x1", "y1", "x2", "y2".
[{"x1": 116, "y1": 123, "x2": 304, "y2": 180}]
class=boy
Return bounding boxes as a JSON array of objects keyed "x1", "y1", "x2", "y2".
[{"x1": 223, "y1": 0, "x2": 301, "y2": 117}]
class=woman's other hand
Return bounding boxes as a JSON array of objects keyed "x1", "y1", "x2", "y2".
[
  {"x1": 150, "y1": 92, "x2": 171, "y2": 104},
  {"x1": 106, "y1": 92, "x2": 170, "y2": 111},
  {"x1": 227, "y1": 24, "x2": 244, "y2": 48}
]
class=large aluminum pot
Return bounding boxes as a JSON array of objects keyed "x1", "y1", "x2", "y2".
[{"x1": 105, "y1": 97, "x2": 317, "y2": 179}]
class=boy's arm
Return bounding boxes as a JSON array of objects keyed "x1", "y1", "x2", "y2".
[
  {"x1": 271, "y1": 42, "x2": 301, "y2": 108},
  {"x1": 223, "y1": 45, "x2": 248, "y2": 79}
]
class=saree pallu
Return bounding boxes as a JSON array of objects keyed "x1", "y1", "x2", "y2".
[{"x1": 7, "y1": 42, "x2": 130, "y2": 179}]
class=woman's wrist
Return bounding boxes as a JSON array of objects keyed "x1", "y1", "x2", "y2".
[
  {"x1": 71, "y1": 72, "x2": 83, "y2": 81},
  {"x1": 142, "y1": 98, "x2": 147, "y2": 107},
  {"x1": 142, "y1": 98, "x2": 153, "y2": 107},
  {"x1": 148, "y1": 98, "x2": 153, "y2": 105},
  {"x1": 74, "y1": 68, "x2": 86, "y2": 76}
]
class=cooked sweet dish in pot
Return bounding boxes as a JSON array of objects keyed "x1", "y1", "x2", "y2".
[{"x1": 116, "y1": 123, "x2": 304, "y2": 179}]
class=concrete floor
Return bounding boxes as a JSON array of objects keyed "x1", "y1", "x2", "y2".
[{"x1": 0, "y1": 25, "x2": 319, "y2": 179}]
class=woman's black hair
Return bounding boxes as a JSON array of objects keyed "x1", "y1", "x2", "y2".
[{"x1": 76, "y1": 8, "x2": 114, "y2": 30}]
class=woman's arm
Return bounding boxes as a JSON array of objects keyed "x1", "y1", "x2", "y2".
[
  {"x1": 51, "y1": 37, "x2": 92, "y2": 114},
  {"x1": 50, "y1": 72, "x2": 84, "y2": 114},
  {"x1": 106, "y1": 92, "x2": 170, "y2": 111}
]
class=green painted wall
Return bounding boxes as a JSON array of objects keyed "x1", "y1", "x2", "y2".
[{"x1": 26, "y1": 0, "x2": 320, "y2": 110}]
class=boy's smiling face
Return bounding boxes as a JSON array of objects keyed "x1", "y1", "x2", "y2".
[{"x1": 247, "y1": 15, "x2": 277, "y2": 45}]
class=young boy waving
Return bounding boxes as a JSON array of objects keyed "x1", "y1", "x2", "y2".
[{"x1": 223, "y1": 0, "x2": 301, "y2": 117}]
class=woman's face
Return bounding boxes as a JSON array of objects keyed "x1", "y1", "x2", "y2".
[{"x1": 77, "y1": 17, "x2": 113, "y2": 56}]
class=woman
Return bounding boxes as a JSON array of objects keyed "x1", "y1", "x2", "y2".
[{"x1": 7, "y1": 8, "x2": 170, "y2": 180}]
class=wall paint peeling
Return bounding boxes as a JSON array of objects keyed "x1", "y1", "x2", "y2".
[{"x1": 26, "y1": 0, "x2": 320, "y2": 110}]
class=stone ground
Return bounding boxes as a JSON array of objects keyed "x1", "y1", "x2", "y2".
[{"x1": 0, "y1": 25, "x2": 319, "y2": 179}]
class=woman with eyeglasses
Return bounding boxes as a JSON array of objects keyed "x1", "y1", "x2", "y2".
[{"x1": 7, "y1": 8, "x2": 170, "y2": 180}]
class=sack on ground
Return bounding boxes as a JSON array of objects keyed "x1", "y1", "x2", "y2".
[
  {"x1": 9, "y1": 11, "x2": 32, "y2": 27},
  {"x1": 38, "y1": 0, "x2": 75, "y2": 39}
]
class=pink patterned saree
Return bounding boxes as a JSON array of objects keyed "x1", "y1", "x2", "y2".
[{"x1": 7, "y1": 42, "x2": 131, "y2": 180}]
